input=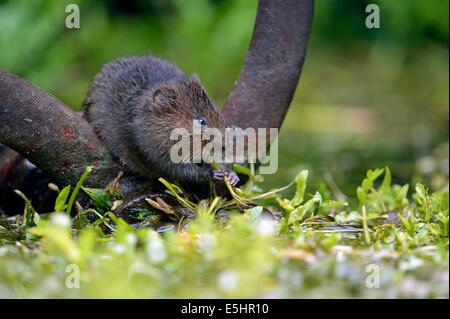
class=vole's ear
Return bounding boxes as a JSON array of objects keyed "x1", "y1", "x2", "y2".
[
  {"x1": 190, "y1": 73, "x2": 202, "y2": 85},
  {"x1": 190, "y1": 73, "x2": 209, "y2": 96},
  {"x1": 190, "y1": 73, "x2": 208, "y2": 91},
  {"x1": 152, "y1": 83, "x2": 177, "y2": 104}
]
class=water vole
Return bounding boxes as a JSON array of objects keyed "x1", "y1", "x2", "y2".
[{"x1": 83, "y1": 55, "x2": 238, "y2": 186}]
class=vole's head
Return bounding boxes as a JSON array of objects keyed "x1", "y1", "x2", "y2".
[
  {"x1": 133, "y1": 74, "x2": 231, "y2": 167},
  {"x1": 150, "y1": 74, "x2": 226, "y2": 135}
]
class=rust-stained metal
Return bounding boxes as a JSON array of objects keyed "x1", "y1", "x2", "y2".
[
  {"x1": 221, "y1": 0, "x2": 314, "y2": 144},
  {"x1": 0, "y1": 69, "x2": 121, "y2": 188},
  {"x1": 0, "y1": 0, "x2": 314, "y2": 215}
]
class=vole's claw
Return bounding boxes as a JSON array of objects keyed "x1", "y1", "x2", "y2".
[
  {"x1": 226, "y1": 170, "x2": 240, "y2": 186},
  {"x1": 212, "y1": 169, "x2": 239, "y2": 186},
  {"x1": 212, "y1": 169, "x2": 226, "y2": 181}
]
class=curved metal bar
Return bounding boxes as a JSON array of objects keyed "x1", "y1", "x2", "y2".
[
  {"x1": 0, "y1": 69, "x2": 120, "y2": 188},
  {"x1": 0, "y1": 1, "x2": 314, "y2": 190},
  {"x1": 221, "y1": 0, "x2": 314, "y2": 139}
]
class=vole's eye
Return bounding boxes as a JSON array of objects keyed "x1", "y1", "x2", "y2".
[{"x1": 196, "y1": 116, "x2": 207, "y2": 128}]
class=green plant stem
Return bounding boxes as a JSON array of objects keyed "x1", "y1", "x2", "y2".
[
  {"x1": 362, "y1": 205, "x2": 371, "y2": 245},
  {"x1": 66, "y1": 166, "x2": 93, "y2": 216},
  {"x1": 158, "y1": 178, "x2": 195, "y2": 210},
  {"x1": 82, "y1": 208, "x2": 115, "y2": 231},
  {"x1": 370, "y1": 187, "x2": 388, "y2": 212}
]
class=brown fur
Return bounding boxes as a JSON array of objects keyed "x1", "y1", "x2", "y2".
[{"x1": 83, "y1": 55, "x2": 236, "y2": 185}]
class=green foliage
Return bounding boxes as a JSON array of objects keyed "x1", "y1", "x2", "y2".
[
  {"x1": 1, "y1": 165, "x2": 448, "y2": 298},
  {"x1": 13, "y1": 190, "x2": 39, "y2": 227},
  {"x1": 66, "y1": 166, "x2": 93, "y2": 216},
  {"x1": 292, "y1": 170, "x2": 308, "y2": 207},
  {"x1": 81, "y1": 187, "x2": 113, "y2": 211},
  {"x1": 55, "y1": 186, "x2": 71, "y2": 212}
]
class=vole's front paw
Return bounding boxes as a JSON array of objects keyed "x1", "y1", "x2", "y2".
[
  {"x1": 225, "y1": 170, "x2": 239, "y2": 186},
  {"x1": 211, "y1": 169, "x2": 225, "y2": 181},
  {"x1": 212, "y1": 169, "x2": 239, "y2": 186}
]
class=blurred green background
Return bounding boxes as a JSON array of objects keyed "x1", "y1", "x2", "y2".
[{"x1": 0, "y1": 0, "x2": 448, "y2": 200}]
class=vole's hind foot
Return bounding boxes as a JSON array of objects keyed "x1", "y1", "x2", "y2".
[
  {"x1": 212, "y1": 169, "x2": 239, "y2": 186},
  {"x1": 105, "y1": 171, "x2": 124, "y2": 199}
]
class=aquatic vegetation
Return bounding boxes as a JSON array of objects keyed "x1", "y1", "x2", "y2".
[{"x1": 0, "y1": 164, "x2": 448, "y2": 298}]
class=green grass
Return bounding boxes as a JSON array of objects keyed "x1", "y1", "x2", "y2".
[{"x1": 0, "y1": 162, "x2": 448, "y2": 298}]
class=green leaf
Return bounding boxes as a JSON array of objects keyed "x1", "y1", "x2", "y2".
[
  {"x1": 357, "y1": 186, "x2": 367, "y2": 204},
  {"x1": 362, "y1": 178, "x2": 373, "y2": 192},
  {"x1": 233, "y1": 164, "x2": 252, "y2": 177},
  {"x1": 436, "y1": 212, "x2": 449, "y2": 229},
  {"x1": 289, "y1": 192, "x2": 321, "y2": 223},
  {"x1": 55, "y1": 185, "x2": 70, "y2": 212},
  {"x1": 33, "y1": 212, "x2": 41, "y2": 225},
  {"x1": 14, "y1": 189, "x2": 37, "y2": 226},
  {"x1": 320, "y1": 200, "x2": 348, "y2": 208},
  {"x1": 428, "y1": 223, "x2": 441, "y2": 235},
  {"x1": 367, "y1": 168, "x2": 384, "y2": 182},
  {"x1": 397, "y1": 213, "x2": 413, "y2": 235},
  {"x1": 380, "y1": 166, "x2": 391, "y2": 195},
  {"x1": 291, "y1": 170, "x2": 308, "y2": 207},
  {"x1": 394, "y1": 184, "x2": 409, "y2": 208},
  {"x1": 415, "y1": 183, "x2": 427, "y2": 207},
  {"x1": 276, "y1": 197, "x2": 293, "y2": 212},
  {"x1": 246, "y1": 206, "x2": 263, "y2": 222},
  {"x1": 66, "y1": 166, "x2": 93, "y2": 216},
  {"x1": 81, "y1": 186, "x2": 113, "y2": 210}
]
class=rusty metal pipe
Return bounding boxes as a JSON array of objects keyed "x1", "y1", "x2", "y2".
[
  {"x1": 221, "y1": 0, "x2": 314, "y2": 140},
  {"x1": 0, "y1": 0, "x2": 314, "y2": 190},
  {"x1": 0, "y1": 69, "x2": 120, "y2": 188}
]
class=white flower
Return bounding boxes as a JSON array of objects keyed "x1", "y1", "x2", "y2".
[
  {"x1": 146, "y1": 238, "x2": 167, "y2": 263},
  {"x1": 256, "y1": 218, "x2": 277, "y2": 237},
  {"x1": 217, "y1": 271, "x2": 238, "y2": 291},
  {"x1": 50, "y1": 212, "x2": 72, "y2": 228},
  {"x1": 196, "y1": 234, "x2": 216, "y2": 251}
]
